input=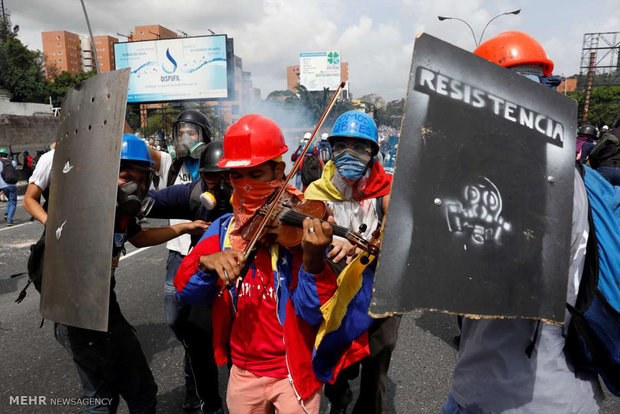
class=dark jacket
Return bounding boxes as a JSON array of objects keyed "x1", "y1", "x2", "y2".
[
  {"x1": 147, "y1": 180, "x2": 233, "y2": 247},
  {"x1": 589, "y1": 127, "x2": 620, "y2": 169}
]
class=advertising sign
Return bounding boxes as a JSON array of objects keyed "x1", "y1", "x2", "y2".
[
  {"x1": 299, "y1": 51, "x2": 341, "y2": 91},
  {"x1": 114, "y1": 35, "x2": 229, "y2": 103},
  {"x1": 370, "y1": 33, "x2": 577, "y2": 323}
]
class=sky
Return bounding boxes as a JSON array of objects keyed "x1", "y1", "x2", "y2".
[{"x1": 5, "y1": 0, "x2": 620, "y2": 101}]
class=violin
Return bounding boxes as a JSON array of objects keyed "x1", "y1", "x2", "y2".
[
  {"x1": 227, "y1": 81, "x2": 379, "y2": 294},
  {"x1": 240, "y1": 191, "x2": 380, "y2": 257}
]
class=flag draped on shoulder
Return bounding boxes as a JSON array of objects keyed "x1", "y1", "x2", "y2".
[
  {"x1": 311, "y1": 252, "x2": 375, "y2": 382},
  {"x1": 304, "y1": 160, "x2": 392, "y2": 382},
  {"x1": 305, "y1": 160, "x2": 392, "y2": 202}
]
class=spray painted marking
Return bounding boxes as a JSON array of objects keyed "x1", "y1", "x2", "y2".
[
  {"x1": 55, "y1": 220, "x2": 67, "y2": 240},
  {"x1": 443, "y1": 177, "x2": 511, "y2": 245},
  {"x1": 62, "y1": 161, "x2": 74, "y2": 174}
]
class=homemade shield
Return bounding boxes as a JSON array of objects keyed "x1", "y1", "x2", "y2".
[
  {"x1": 40, "y1": 69, "x2": 130, "y2": 332},
  {"x1": 371, "y1": 34, "x2": 576, "y2": 323}
]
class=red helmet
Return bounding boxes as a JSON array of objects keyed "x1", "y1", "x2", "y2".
[
  {"x1": 218, "y1": 114, "x2": 288, "y2": 168},
  {"x1": 474, "y1": 31, "x2": 554, "y2": 76}
]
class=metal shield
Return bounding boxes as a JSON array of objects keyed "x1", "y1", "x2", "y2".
[
  {"x1": 40, "y1": 69, "x2": 130, "y2": 332},
  {"x1": 371, "y1": 34, "x2": 576, "y2": 323}
]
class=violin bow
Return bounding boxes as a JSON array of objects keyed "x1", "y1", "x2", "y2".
[{"x1": 241, "y1": 81, "x2": 347, "y2": 261}]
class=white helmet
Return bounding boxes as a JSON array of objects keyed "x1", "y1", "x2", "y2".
[
  {"x1": 601, "y1": 125, "x2": 609, "y2": 132},
  {"x1": 321, "y1": 133, "x2": 329, "y2": 141},
  {"x1": 303, "y1": 132, "x2": 312, "y2": 141}
]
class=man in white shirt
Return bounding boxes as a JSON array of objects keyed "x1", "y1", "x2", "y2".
[
  {"x1": 148, "y1": 109, "x2": 212, "y2": 410},
  {"x1": 23, "y1": 147, "x2": 55, "y2": 224}
]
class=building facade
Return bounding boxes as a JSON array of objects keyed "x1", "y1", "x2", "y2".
[
  {"x1": 43, "y1": 31, "x2": 116, "y2": 77},
  {"x1": 557, "y1": 77, "x2": 578, "y2": 94},
  {"x1": 41, "y1": 31, "x2": 82, "y2": 78},
  {"x1": 132, "y1": 25, "x2": 178, "y2": 42},
  {"x1": 92, "y1": 35, "x2": 118, "y2": 73}
]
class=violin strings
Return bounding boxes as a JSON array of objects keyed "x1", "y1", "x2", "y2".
[{"x1": 279, "y1": 210, "x2": 351, "y2": 238}]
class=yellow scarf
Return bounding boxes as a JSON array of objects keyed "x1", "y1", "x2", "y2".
[{"x1": 304, "y1": 161, "x2": 346, "y2": 202}]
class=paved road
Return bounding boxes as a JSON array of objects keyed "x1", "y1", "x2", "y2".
[{"x1": 0, "y1": 201, "x2": 617, "y2": 413}]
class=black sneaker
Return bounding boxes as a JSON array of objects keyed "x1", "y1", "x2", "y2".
[{"x1": 183, "y1": 389, "x2": 201, "y2": 411}]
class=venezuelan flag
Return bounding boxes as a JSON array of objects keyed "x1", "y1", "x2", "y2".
[{"x1": 312, "y1": 252, "x2": 376, "y2": 383}]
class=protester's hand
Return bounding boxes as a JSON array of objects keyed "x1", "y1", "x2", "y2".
[
  {"x1": 183, "y1": 220, "x2": 210, "y2": 235},
  {"x1": 198, "y1": 250, "x2": 246, "y2": 286},
  {"x1": 302, "y1": 217, "x2": 333, "y2": 273},
  {"x1": 328, "y1": 239, "x2": 354, "y2": 264}
]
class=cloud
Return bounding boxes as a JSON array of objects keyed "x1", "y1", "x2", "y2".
[{"x1": 5, "y1": 0, "x2": 617, "y2": 102}]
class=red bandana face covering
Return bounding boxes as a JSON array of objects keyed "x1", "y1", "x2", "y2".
[{"x1": 228, "y1": 177, "x2": 303, "y2": 251}]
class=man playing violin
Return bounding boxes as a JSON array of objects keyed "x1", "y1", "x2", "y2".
[
  {"x1": 305, "y1": 110, "x2": 399, "y2": 414},
  {"x1": 174, "y1": 114, "x2": 354, "y2": 414}
]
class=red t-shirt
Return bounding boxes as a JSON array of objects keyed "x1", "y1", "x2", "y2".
[{"x1": 230, "y1": 247, "x2": 288, "y2": 378}]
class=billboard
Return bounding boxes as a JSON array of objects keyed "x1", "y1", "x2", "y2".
[
  {"x1": 299, "y1": 51, "x2": 341, "y2": 91},
  {"x1": 114, "y1": 35, "x2": 230, "y2": 103}
]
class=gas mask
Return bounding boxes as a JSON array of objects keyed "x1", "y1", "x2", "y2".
[
  {"x1": 171, "y1": 122, "x2": 206, "y2": 160},
  {"x1": 200, "y1": 174, "x2": 233, "y2": 212},
  {"x1": 117, "y1": 181, "x2": 154, "y2": 218}
]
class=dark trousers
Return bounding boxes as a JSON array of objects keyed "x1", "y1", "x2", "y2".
[
  {"x1": 54, "y1": 318, "x2": 157, "y2": 414},
  {"x1": 324, "y1": 315, "x2": 402, "y2": 414},
  {"x1": 177, "y1": 304, "x2": 223, "y2": 411},
  {"x1": 166, "y1": 250, "x2": 222, "y2": 410}
]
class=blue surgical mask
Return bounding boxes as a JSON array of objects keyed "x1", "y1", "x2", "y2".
[{"x1": 333, "y1": 150, "x2": 370, "y2": 180}]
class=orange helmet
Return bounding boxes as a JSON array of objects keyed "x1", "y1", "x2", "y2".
[
  {"x1": 218, "y1": 114, "x2": 288, "y2": 168},
  {"x1": 474, "y1": 31, "x2": 554, "y2": 76}
]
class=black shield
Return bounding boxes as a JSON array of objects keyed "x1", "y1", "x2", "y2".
[
  {"x1": 371, "y1": 34, "x2": 576, "y2": 323},
  {"x1": 40, "y1": 69, "x2": 130, "y2": 332}
]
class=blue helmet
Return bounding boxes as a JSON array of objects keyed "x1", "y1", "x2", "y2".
[
  {"x1": 121, "y1": 133, "x2": 153, "y2": 168},
  {"x1": 329, "y1": 111, "x2": 379, "y2": 154}
]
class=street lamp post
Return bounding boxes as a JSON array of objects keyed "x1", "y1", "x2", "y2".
[
  {"x1": 438, "y1": 9, "x2": 521, "y2": 48},
  {"x1": 478, "y1": 9, "x2": 521, "y2": 46},
  {"x1": 438, "y1": 16, "x2": 477, "y2": 48}
]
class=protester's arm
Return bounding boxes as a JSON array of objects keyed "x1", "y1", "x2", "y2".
[
  {"x1": 146, "y1": 181, "x2": 194, "y2": 219},
  {"x1": 291, "y1": 218, "x2": 337, "y2": 326},
  {"x1": 128, "y1": 220, "x2": 207, "y2": 247},
  {"x1": 174, "y1": 217, "x2": 233, "y2": 305},
  {"x1": 24, "y1": 183, "x2": 47, "y2": 224},
  {"x1": 382, "y1": 193, "x2": 390, "y2": 213}
]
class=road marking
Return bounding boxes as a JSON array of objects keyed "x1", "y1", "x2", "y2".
[
  {"x1": 0, "y1": 222, "x2": 34, "y2": 232},
  {"x1": 119, "y1": 246, "x2": 152, "y2": 261}
]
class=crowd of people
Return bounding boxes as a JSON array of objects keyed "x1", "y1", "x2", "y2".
[{"x1": 8, "y1": 29, "x2": 619, "y2": 414}]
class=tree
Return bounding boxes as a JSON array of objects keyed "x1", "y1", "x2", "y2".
[
  {"x1": 568, "y1": 86, "x2": 620, "y2": 126},
  {"x1": 0, "y1": 17, "x2": 48, "y2": 102},
  {"x1": 374, "y1": 98, "x2": 405, "y2": 129},
  {"x1": 288, "y1": 85, "x2": 358, "y2": 126},
  {"x1": 47, "y1": 70, "x2": 98, "y2": 107}
]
